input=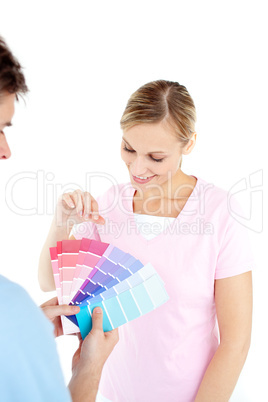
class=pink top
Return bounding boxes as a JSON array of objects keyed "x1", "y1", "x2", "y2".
[{"x1": 72, "y1": 176, "x2": 255, "y2": 402}]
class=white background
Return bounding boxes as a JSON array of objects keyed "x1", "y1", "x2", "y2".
[{"x1": 1, "y1": 1, "x2": 267, "y2": 400}]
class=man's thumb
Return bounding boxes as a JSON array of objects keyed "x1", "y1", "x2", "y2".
[{"x1": 91, "y1": 307, "x2": 103, "y2": 330}]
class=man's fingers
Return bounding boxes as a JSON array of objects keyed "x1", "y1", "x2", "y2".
[
  {"x1": 40, "y1": 296, "x2": 58, "y2": 308},
  {"x1": 44, "y1": 304, "x2": 80, "y2": 320},
  {"x1": 91, "y1": 307, "x2": 104, "y2": 331},
  {"x1": 62, "y1": 305, "x2": 80, "y2": 316}
]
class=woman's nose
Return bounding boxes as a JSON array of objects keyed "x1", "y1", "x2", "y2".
[
  {"x1": 0, "y1": 135, "x2": 11, "y2": 159},
  {"x1": 131, "y1": 156, "x2": 149, "y2": 176}
]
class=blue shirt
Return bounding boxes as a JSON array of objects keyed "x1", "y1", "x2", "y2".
[{"x1": 0, "y1": 275, "x2": 71, "y2": 401}]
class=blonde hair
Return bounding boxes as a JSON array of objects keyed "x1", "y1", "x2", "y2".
[{"x1": 120, "y1": 80, "x2": 196, "y2": 167}]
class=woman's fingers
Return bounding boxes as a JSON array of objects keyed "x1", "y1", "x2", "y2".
[
  {"x1": 60, "y1": 190, "x2": 105, "y2": 224},
  {"x1": 72, "y1": 190, "x2": 84, "y2": 218},
  {"x1": 81, "y1": 192, "x2": 105, "y2": 224},
  {"x1": 62, "y1": 193, "x2": 75, "y2": 209},
  {"x1": 89, "y1": 197, "x2": 100, "y2": 220},
  {"x1": 82, "y1": 191, "x2": 92, "y2": 219},
  {"x1": 94, "y1": 215, "x2": 106, "y2": 224}
]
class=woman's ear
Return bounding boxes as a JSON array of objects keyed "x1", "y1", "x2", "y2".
[{"x1": 182, "y1": 132, "x2": 197, "y2": 155}]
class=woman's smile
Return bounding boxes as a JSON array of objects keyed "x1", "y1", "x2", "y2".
[{"x1": 132, "y1": 173, "x2": 157, "y2": 184}]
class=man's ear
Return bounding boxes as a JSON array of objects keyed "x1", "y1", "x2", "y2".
[{"x1": 182, "y1": 132, "x2": 197, "y2": 155}]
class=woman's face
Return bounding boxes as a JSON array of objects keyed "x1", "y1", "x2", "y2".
[{"x1": 121, "y1": 121, "x2": 187, "y2": 192}]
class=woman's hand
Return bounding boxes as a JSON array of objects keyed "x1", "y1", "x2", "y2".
[
  {"x1": 40, "y1": 296, "x2": 80, "y2": 337},
  {"x1": 38, "y1": 189, "x2": 105, "y2": 292},
  {"x1": 55, "y1": 189, "x2": 106, "y2": 234}
]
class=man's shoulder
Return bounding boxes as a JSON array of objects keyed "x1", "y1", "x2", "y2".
[
  {"x1": 0, "y1": 275, "x2": 49, "y2": 329},
  {"x1": 0, "y1": 275, "x2": 28, "y2": 300},
  {"x1": 0, "y1": 277, "x2": 71, "y2": 401}
]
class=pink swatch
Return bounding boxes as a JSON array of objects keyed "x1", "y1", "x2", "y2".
[
  {"x1": 49, "y1": 247, "x2": 62, "y2": 304},
  {"x1": 70, "y1": 240, "x2": 111, "y2": 301},
  {"x1": 61, "y1": 240, "x2": 81, "y2": 304}
]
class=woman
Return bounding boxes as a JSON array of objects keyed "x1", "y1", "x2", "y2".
[{"x1": 39, "y1": 80, "x2": 254, "y2": 401}]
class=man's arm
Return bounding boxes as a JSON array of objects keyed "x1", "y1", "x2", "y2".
[
  {"x1": 68, "y1": 307, "x2": 119, "y2": 401},
  {"x1": 40, "y1": 298, "x2": 119, "y2": 401}
]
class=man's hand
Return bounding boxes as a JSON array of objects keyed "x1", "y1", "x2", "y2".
[
  {"x1": 69, "y1": 307, "x2": 119, "y2": 401},
  {"x1": 40, "y1": 297, "x2": 80, "y2": 337},
  {"x1": 72, "y1": 306, "x2": 119, "y2": 376}
]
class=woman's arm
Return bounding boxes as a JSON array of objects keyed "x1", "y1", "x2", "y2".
[
  {"x1": 38, "y1": 215, "x2": 70, "y2": 292},
  {"x1": 194, "y1": 270, "x2": 253, "y2": 402}
]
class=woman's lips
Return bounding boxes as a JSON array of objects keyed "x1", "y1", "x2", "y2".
[{"x1": 132, "y1": 174, "x2": 156, "y2": 184}]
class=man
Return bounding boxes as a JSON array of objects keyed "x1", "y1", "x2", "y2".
[{"x1": 0, "y1": 36, "x2": 118, "y2": 401}]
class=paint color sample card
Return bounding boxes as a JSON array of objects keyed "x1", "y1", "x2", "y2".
[
  {"x1": 54, "y1": 241, "x2": 81, "y2": 334},
  {"x1": 72, "y1": 251, "x2": 144, "y2": 305},
  {"x1": 76, "y1": 274, "x2": 169, "y2": 339},
  {"x1": 61, "y1": 240, "x2": 81, "y2": 304},
  {"x1": 71, "y1": 243, "x2": 115, "y2": 304},
  {"x1": 49, "y1": 247, "x2": 62, "y2": 304},
  {"x1": 50, "y1": 245, "x2": 79, "y2": 335},
  {"x1": 70, "y1": 238, "x2": 92, "y2": 299},
  {"x1": 50, "y1": 238, "x2": 169, "y2": 336},
  {"x1": 80, "y1": 262, "x2": 158, "y2": 306}
]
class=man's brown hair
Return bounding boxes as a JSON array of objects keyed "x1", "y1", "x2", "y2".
[{"x1": 0, "y1": 36, "x2": 28, "y2": 99}]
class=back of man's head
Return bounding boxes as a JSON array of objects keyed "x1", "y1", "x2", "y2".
[{"x1": 0, "y1": 36, "x2": 28, "y2": 99}]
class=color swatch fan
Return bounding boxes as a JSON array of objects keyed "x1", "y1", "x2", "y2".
[{"x1": 50, "y1": 238, "x2": 169, "y2": 338}]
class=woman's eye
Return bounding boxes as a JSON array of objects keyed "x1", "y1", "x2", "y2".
[
  {"x1": 123, "y1": 145, "x2": 135, "y2": 153},
  {"x1": 123, "y1": 145, "x2": 164, "y2": 163},
  {"x1": 151, "y1": 157, "x2": 164, "y2": 163}
]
